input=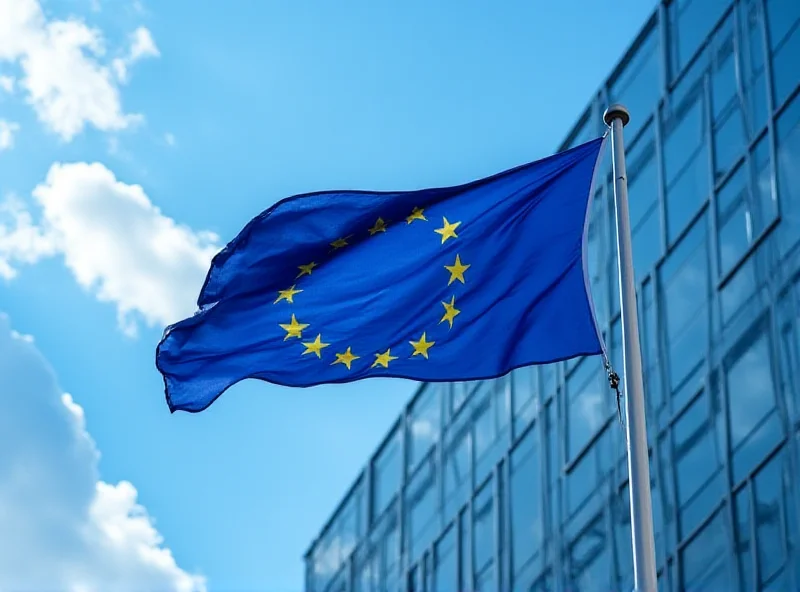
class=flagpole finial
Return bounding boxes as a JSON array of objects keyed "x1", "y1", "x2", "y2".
[{"x1": 603, "y1": 104, "x2": 630, "y2": 127}]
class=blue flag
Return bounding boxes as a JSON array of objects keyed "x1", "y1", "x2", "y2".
[{"x1": 157, "y1": 137, "x2": 607, "y2": 413}]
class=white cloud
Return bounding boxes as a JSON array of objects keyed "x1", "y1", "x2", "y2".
[
  {"x1": 129, "y1": 26, "x2": 159, "y2": 61},
  {"x1": 0, "y1": 163, "x2": 219, "y2": 334},
  {"x1": 0, "y1": 313, "x2": 207, "y2": 591},
  {"x1": 164, "y1": 132, "x2": 176, "y2": 146},
  {"x1": 0, "y1": 0, "x2": 155, "y2": 140},
  {"x1": 0, "y1": 194, "x2": 57, "y2": 278},
  {"x1": 0, "y1": 119, "x2": 19, "y2": 149},
  {"x1": 113, "y1": 26, "x2": 159, "y2": 84},
  {"x1": 0, "y1": 74, "x2": 14, "y2": 93}
]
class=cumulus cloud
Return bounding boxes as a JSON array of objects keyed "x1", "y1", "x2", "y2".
[
  {"x1": 0, "y1": 313, "x2": 206, "y2": 591},
  {"x1": 0, "y1": 194, "x2": 56, "y2": 278},
  {"x1": 0, "y1": 163, "x2": 219, "y2": 334},
  {"x1": 112, "y1": 26, "x2": 160, "y2": 84},
  {"x1": 0, "y1": 119, "x2": 19, "y2": 149},
  {"x1": 0, "y1": 74, "x2": 14, "y2": 93},
  {"x1": 0, "y1": 0, "x2": 156, "y2": 140}
]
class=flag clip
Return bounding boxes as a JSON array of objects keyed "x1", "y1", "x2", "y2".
[{"x1": 604, "y1": 357, "x2": 623, "y2": 426}]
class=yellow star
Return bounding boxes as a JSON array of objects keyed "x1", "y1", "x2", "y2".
[
  {"x1": 434, "y1": 217, "x2": 461, "y2": 244},
  {"x1": 409, "y1": 332, "x2": 435, "y2": 359},
  {"x1": 296, "y1": 261, "x2": 317, "y2": 278},
  {"x1": 368, "y1": 218, "x2": 388, "y2": 235},
  {"x1": 279, "y1": 314, "x2": 309, "y2": 340},
  {"x1": 274, "y1": 285, "x2": 302, "y2": 304},
  {"x1": 440, "y1": 295, "x2": 461, "y2": 329},
  {"x1": 406, "y1": 207, "x2": 427, "y2": 224},
  {"x1": 371, "y1": 348, "x2": 398, "y2": 369},
  {"x1": 302, "y1": 334, "x2": 329, "y2": 358},
  {"x1": 330, "y1": 235, "x2": 352, "y2": 250},
  {"x1": 332, "y1": 346, "x2": 360, "y2": 370},
  {"x1": 444, "y1": 254, "x2": 470, "y2": 285}
]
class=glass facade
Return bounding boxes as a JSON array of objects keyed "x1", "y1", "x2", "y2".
[{"x1": 305, "y1": 0, "x2": 800, "y2": 589}]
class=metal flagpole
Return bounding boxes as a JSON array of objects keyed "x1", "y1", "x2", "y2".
[{"x1": 603, "y1": 104, "x2": 658, "y2": 592}]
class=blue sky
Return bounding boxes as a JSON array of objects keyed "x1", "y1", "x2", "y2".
[{"x1": 0, "y1": 0, "x2": 655, "y2": 589}]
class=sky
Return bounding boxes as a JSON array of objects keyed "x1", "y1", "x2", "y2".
[{"x1": 0, "y1": 0, "x2": 656, "y2": 590}]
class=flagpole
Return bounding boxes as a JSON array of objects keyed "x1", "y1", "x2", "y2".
[{"x1": 603, "y1": 104, "x2": 658, "y2": 592}]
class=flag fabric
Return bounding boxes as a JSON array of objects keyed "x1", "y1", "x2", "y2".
[{"x1": 157, "y1": 137, "x2": 607, "y2": 413}]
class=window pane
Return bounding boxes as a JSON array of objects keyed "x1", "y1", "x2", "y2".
[
  {"x1": 753, "y1": 450, "x2": 793, "y2": 585},
  {"x1": 372, "y1": 427, "x2": 401, "y2": 518},
  {"x1": 544, "y1": 401, "x2": 560, "y2": 534},
  {"x1": 566, "y1": 359, "x2": 606, "y2": 459},
  {"x1": 512, "y1": 365, "x2": 539, "y2": 435},
  {"x1": 408, "y1": 387, "x2": 441, "y2": 472},
  {"x1": 660, "y1": 214, "x2": 710, "y2": 402},
  {"x1": 473, "y1": 383, "x2": 496, "y2": 462},
  {"x1": 639, "y1": 281, "x2": 664, "y2": 414},
  {"x1": 433, "y1": 527, "x2": 457, "y2": 592},
  {"x1": 717, "y1": 165, "x2": 753, "y2": 274},
  {"x1": 716, "y1": 136, "x2": 778, "y2": 281},
  {"x1": 510, "y1": 427, "x2": 543, "y2": 576},
  {"x1": 354, "y1": 550, "x2": 378, "y2": 592},
  {"x1": 473, "y1": 380, "x2": 507, "y2": 483},
  {"x1": 565, "y1": 426, "x2": 613, "y2": 518},
  {"x1": 405, "y1": 455, "x2": 437, "y2": 563},
  {"x1": 662, "y1": 88, "x2": 710, "y2": 241},
  {"x1": 680, "y1": 511, "x2": 732, "y2": 589},
  {"x1": 443, "y1": 418, "x2": 471, "y2": 520},
  {"x1": 358, "y1": 502, "x2": 398, "y2": 592},
  {"x1": 734, "y1": 487, "x2": 755, "y2": 592},
  {"x1": 313, "y1": 480, "x2": 366, "y2": 586},
  {"x1": 710, "y1": 16, "x2": 737, "y2": 121},
  {"x1": 473, "y1": 480, "x2": 494, "y2": 574},
  {"x1": 777, "y1": 278, "x2": 800, "y2": 426},
  {"x1": 567, "y1": 514, "x2": 611, "y2": 591},
  {"x1": 740, "y1": 0, "x2": 770, "y2": 134},
  {"x1": 626, "y1": 124, "x2": 657, "y2": 231},
  {"x1": 766, "y1": 0, "x2": 800, "y2": 49},
  {"x1": 459, "y1": 510, "x2": 470, "y2": 591},
  {"x1": 669, "y1": 0, "x2": 729, "y2": 74},
  {"x1": 627, "y1": 123, "x2": 662, "y2": 281},
  {"x1": 751, "y1": 134, "x2": 776, "y2": 229},
  {"x1": 726, "y1": 324, "x2": 782, "y2": 483},
  {"x1": 713, "y1": 105, "x2": 748, "y2": 181},
  {"x1": 475, "y1": 564, "x2": 495, "y2": 592},
  {"x1": 776, "y1": 92, "x2": 800, "y2": 257},
  {"x1": 673, "y1": 390, "x2": 726, "y2": 535},
  {"x1": 451, "y1": 382, "x2": 469, "y2": 414},
  {"x1": 529, "y1": 571, "x2": 554, "y2": 592},
  {"x1": 632, "y1": 206, "x2": 662, "y2": 283},
  {"x1": 711, "y1": 16, "x2": 748, "y2": 181},
  {"x1": 657, "y1": 437, "x2": 679, "y2": 553},
  {"x1": 766, "y1": 0, "x2": 800, "y2": 106}
]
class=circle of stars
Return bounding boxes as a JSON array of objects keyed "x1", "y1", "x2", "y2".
[{"x1": 273, "y1": 206, "x2": 468, "y2": 372}]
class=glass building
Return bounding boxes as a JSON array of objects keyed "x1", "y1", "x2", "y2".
[{"x1": 304, "y1": 0, "x2": 800, "y2": 589}]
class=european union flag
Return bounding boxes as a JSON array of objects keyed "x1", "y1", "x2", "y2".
[{"x1": 157, "y1": 137, "x2": 607, "y2": 412}]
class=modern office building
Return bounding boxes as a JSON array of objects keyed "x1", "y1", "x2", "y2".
[{"x1": 304, "y1": 0, "x2": 800, "y2": 589}]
